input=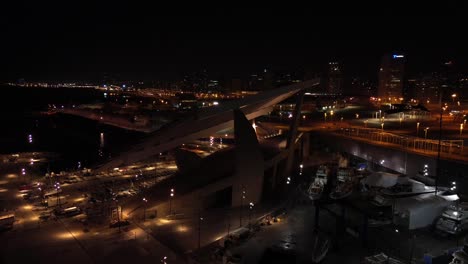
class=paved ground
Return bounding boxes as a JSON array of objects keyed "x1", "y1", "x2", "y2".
[{"x1": 0, "y1": 163, "x2": 184, "y2": 264}]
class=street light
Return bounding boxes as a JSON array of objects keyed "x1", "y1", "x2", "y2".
[
  {"x1": 399, "y1": 117, "x2": 402, "y2": 128},
  {"x1": 452, "y1": 93, "x2": 457, "y2": 103},
  {"x1": 240, "y1": 188, "x2": 246, "y2": 227},
  {"x1": 248, "y1": 202, "x2": 254, "y2": 226},
  {"x1": 324, "y1": 112, "x2": 327, "y2": 122},
  {"x1": 169, "y1": 188, "x2": 174, "y2": 215},
  {"x1": 54, "y1": 182, "x2": 61, "y2": 208},
  {"x1": 424, "y1": 127, "x2": 429, "y2": 139},
  {"x1": 416, "y1": 122, "x2": 420, "y2": 137},
  {"x1": 330, "y1": 110, "x2": 334, "y2": 122},
  {"x1": 198, "y1": 214, "x2": 204, "y2": 250},
  {"x1": 460, "y1": 123, "x2": 464, "y2": 137},
  {"x1": 355, "y1": 113, "x2": 359, "y2": 119},
  {"x1": 142, "y1": 197, "x2": 148, "y2": 221},
  {"x1": 381, "y1": 122, "x2": 384, "y2": 132}
]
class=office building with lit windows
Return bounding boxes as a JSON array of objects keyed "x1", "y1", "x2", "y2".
[{"x1": 377, "y1": 54, "x2": 405, "y2": 102}]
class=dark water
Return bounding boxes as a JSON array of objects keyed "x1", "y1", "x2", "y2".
[{"x1": 0, "y1": 86, "x2": 144, "y2": 172}]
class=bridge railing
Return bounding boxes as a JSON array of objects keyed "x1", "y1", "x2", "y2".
[{"x1": 335, "y1": 126, "x2": 466, "y2": 158}]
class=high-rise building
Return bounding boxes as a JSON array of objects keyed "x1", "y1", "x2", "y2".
[
  {"x1": 328, "y1": 62, "x2": 342, "y2": 95},
  {"x1": 350, "y1": 77, "x2": 376, "y2": 97},
  {"x1": 407, "y1": 72, "x2": 442, "y2": 103},
  {"x1": 378, "y1": 54, "x2": 405, "y2": 102},
  {"x1": 247, "y1": 68, "x2": 274, "y2": 91}
]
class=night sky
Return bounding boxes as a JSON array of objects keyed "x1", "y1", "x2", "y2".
[{"x1": 2, "y1": 3, "x2": 467, "y2": 82}]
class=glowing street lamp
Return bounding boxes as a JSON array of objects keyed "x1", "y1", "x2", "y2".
[
  {"x1": 240, "y1": 188, "x2": 246, "y2": 227},
  {"x1": 169, "y1": 188, "x2": 175, "y2": 215},
  {"x1": 399, "y1": 117, "x2": 402, "y2": 128},
  {"x1": 452, "y1": 93, "x2": 457, "y2": 103},
  {"x1": 330, "y1": 110, "x2": 334, "y2": 122},
  {"x1": 416, "y1": 122, "x2": 420, "y2": 137},
  {"x1": 324, "y1": 112, "x2": 327, "y2": 122},
  {"x1": 460, "y1": 123, "x2": 464, "y2": 137},
  {"x1": 424, "y1": 127, "x2": 429, "y2": 139},
  {"x1": 248, "y1": 202, "x2": 255, "y2": 226},
  {"x1": 381, "y1": 122, "x2": 384, "y2": 132},
  {"x1": 142, "y1": 197, "x2": 148, "y2": 220}
]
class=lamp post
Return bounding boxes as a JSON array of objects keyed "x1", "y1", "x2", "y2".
[
  {"x1": 324, "y1": 112, "x2": 327, "y2": 122},
  {"x1": 416, "y1": 122, "x2": 420, "y2": 137},
  {"x1": 169, "y1": 188, "x2": 174, "y2": 215},
  {"x1": 399, "y1": 117, "x2": 402, "y2": 128},
  {"x1": 239, "y1": 187, "x2": 246, "y2": 227},
  {"x1": 381, "y1": 123, "x2": 384, "y2": 141},
  {"x1": 424, "y1": 127, "x2": 429, "y2": 139},
  {"x1": 142, "y1": 197, "x2": 147, "y2": 221},
  {"x1": 452, "y1": 93, "x2": 457, "y2": 103},
  {"x1": 198, "y1": 214, "x2": 203, "y2": 250},
  {"x1": 460, "y1": 124, "x2": 464, "y2": 138},
  {"x1": 330, "y1": 111, "x2": 334, "y2": 122},
  {"x1": 54, "y1": 182, "x2": 61, "y2": 208},
  {"x1": 248, "y1": 202, "x2": 254, "y2": 227},
  {"x1": 21, "y1": 168, "x2": 26, "y2": 184}
]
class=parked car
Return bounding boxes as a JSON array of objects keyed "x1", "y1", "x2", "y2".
[{"x1": 39, "y1": 212, "x2": 51, "y2": 220}]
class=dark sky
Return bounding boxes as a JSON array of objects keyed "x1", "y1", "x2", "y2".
[{"x1": 2, "y1": 3, "x2": 467, "y2": 82}]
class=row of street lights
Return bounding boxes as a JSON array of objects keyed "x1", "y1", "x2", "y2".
[
  {"x1": 142, "y1": 188, "x2": 175, "y2": 221},
  {"x1": 415, "y1": 122, "x2": 430, "y2": 139}
]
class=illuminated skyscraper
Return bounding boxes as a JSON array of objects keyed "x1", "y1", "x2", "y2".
[
  {"x1": 378, "y1": 54, "x2": 405, "y2": 102},
  {"x1": 328, "y1": 62, "x2": 342, "y2": 95}
]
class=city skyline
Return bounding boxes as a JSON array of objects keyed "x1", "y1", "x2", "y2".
[{"x1": 2, "y1": 5, "x2": 467, "y2": 82}]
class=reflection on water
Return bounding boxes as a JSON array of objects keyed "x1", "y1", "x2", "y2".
[
  {"x1": 100, "y1": 132, "x2": 105, "y2": 148},
  {"x1": 0, "y1": 86, "x2": 145, "y2": 172}
]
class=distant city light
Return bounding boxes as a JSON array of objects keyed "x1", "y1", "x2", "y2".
[
  {"x1": 392, "y1": 54, "x2": 404, "y2": 58},
  {"x1": 213, "y1": 101, "x2": 219, "y2": 106}
]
